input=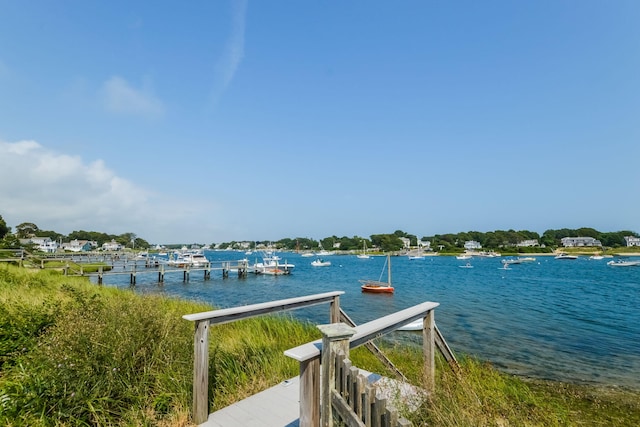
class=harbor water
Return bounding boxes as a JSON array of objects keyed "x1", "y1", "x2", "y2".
[{"x1": 92, "y1": 251, "x2": 640, "y2": 390}]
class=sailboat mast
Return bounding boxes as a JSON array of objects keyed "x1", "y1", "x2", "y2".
[{"x1": 387, "y1": 255, "x2": 392, "y2": 285}]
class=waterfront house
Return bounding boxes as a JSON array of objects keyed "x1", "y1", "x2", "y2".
[
  {"x1": 62, "y1": 239, "x2": 94, "y2": 252},
  {"x1": 625, "y1": 236, "x2": 640, "y2": 247},
  {"x1": 517, "y1": 239, "x2": 539, "y2": 247},
  {"x1": 464, "y1": 240, "x2": 482, "y2": 250},
  {"x1": 102, "y1": 239, "x2": 123, "y2": 251},
  {"x1": 561, "y1": 237, "x2": 602, "y2": 247},
  {"x1": 20, "y1": 236, "x2": 58, "y2": 253}
]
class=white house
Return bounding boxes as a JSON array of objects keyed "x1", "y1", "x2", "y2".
[
  {"x1": 624, "y1": 236, "x2": 640, "y2": 247},
  {"x1": 22, "y1": 236, "x2": 58, "y2": 253},
  {"x1": 464, "y1": 240, "x2": 482, "y2": 250},
  {"x1": 517, "y1": 239, "x2": 539, "y2": 247},
  {"x1": 63, "y1": 239, "x2": 94, "y2": 252},
  {"x1": 561, "y1": 237, "x2": 602, "y2": 247},
  {"x1": 102, "y1": 240, "x2": 123, "y2": 251},
  {"x1": 398, "y1": 237, "x2": 411, "y2": 249}
]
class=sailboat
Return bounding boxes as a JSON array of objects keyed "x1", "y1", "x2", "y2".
[
  {"x1": 356, "y1": 241, "x2": 371, "y2": 259},
  {"x1": 360, "y1": 254, "x2": 394, "y2": 293}
]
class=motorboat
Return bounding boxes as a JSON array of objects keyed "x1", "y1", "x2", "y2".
[
  {"x1": 408, "y1": 255, "x2": 425, "y2": 260},
  {"x1": 607, "y1": 259, "x2": 640, "y2": 267},
  {"x1": 252, "y1": 251, "x2": 295, "y2": 274},
  {"x1": 589, "y1": 254, "x2": 604, "y2": 260},
  {"x1": 311, "y1": 258, "x2": 331, "y2": 267},
  {"x1": 360, "y1": 254, "x2": 394, "y2": 294},
  {"x1": 555, "y1": 253, "x2": 578, "y2": 260},
  {"x1": 168, "y1": 251, "x2": 209, "y2": 267},
  {"x1": 456, "y1": 255, "x2": 472, "y2": 260},
  {"x1": 501, "y1": 258, "x2": 522, "y2": 265}
]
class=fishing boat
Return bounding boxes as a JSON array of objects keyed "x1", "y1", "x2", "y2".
[
  {"x1": 311, "y1": 258, "x2": 331, "y2": 267},
  {"x1": 607, "y1": 259, "x2": 640, "y2": 267},
  {"x1": 360, "y1": 254, "x2": 394, "y2": 293}
]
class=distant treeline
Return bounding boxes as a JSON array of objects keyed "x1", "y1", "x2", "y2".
[
  {"x1": 1, "y1": 214, "x2": 636, "y2": 253},
  {"x1": 220, "y1": 228, "x2": 639, "y2": 253}
]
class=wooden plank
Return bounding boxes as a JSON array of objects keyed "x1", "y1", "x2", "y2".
[
  {"x1": 331, "y1": 389, "x2": 366, "y2": 427},
  {"x1": 183, "y1": 291, "x2": 345, "y2": 324}
]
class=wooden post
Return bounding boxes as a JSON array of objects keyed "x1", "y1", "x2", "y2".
[
  {"x1": 318, "y1": 323, "x2": 356, "y2": 427},
  {"x1": 98, "y1": 266, "x2": 103, "y2": 285},
  {"x1": 193, "y1": 320, "x2": 209, "y2": 425},
  {"x1": 330, "y1": 295, "x2": 340, "y2": 323},
  {"x1": 158, "y1": 264, "x2": 165, "y2": 283},
  {"x1": 423, "y1": 310, "x2": 436, "y2": 392},
  {"x1": 299, "y1": 357, "x2": 320, "y2": 427}
]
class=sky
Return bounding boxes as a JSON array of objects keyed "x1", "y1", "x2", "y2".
[{"x1": 1, "y1": 1, "x2": 639, "y2": 244}]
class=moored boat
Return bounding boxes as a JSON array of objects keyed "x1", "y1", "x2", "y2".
[
  {"x1": 360, "y1": 254, "x2": 394, "y2": 294},
  {"x1": 311, "y1": 258, "x2": 331, "y2": 267},
  {"x1": 607, "y1": 259, "x2": 640, "y2": 267}
]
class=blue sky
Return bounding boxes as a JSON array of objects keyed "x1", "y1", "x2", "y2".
[{"x1": 1, "y1": 1, "x2": 639, "y2": 244}]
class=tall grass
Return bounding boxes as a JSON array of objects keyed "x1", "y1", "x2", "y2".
[{"x1": 2, "y1": 265, "x2": 639, "y2": 426}]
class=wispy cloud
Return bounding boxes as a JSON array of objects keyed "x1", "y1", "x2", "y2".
[
  {"x1": 210, "y1": 0, "x2": 248, "y2": 105},
  {"x1": 100, "y1": 75, "x2": 165, "y2": 118},
  {"x1": 0, "y1": 139, "x2": 207, "y2": 241}
]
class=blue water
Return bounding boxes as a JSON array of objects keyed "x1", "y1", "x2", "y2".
[{"x1": 92, "y1": 252, "x2": 640, "y2": 390}]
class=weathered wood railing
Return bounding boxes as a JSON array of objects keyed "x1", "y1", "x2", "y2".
[
  {"x1": 182, "y1": 291, "x2": 345, "y2": 425},
  {"x1": 320, "y1": 323, "x2": 412, "y2": 427},
  {"x1": 285, "y1": 301, "x2": 440, "y2": 427}
]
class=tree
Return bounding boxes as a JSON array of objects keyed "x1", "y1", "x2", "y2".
[
  {"x1": 0, "y1": 215, "x2": 9, "y2": 239},
  {"x1": 16, "y1": 222, "x2": 40, "y2": 238}
]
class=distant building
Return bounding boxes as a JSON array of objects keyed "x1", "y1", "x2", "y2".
[
  {"x1": 561, "y1": 237, "x2": 602, "y2": 247},
  {"x1": 102, "y1": 239, "x2": 123, "y2": 251},
  {"x1": 624, "y1": 236, "x2": 640, "y2": 247},
  {"x1": 399, "y1": 237, "x2": 411, "y2": 249},
  {"x1": 464, "y1": 240, "x2": 482, "y2": 250},
  {"x1": 516, "y1": 239, "x2": 539, "y2": 247},
  {"x1": 20, "y1": 236, "x2": 58, "y2": 253},
  {"x1": 63, "y1": 239, "x2": 95, "y2": 252},
  {"x1": 418, "y1": 240, "x2": 431, "y2": 249}
]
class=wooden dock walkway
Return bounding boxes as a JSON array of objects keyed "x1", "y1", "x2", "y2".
[{"x1": 201, "y1": 377, "x2": 301, "y2": 427}]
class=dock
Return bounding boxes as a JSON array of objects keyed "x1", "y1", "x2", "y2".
[{"x1": 202, "y1": 377, "x2": 301, "y2": 427}]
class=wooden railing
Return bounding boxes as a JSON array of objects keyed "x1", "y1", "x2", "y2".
[
  {"x1": 285, "y1": 301, "x2": 441, "y2": 427},
  {"x1": 320, "y1": 323, "x2": 412, "y2": 426},
  {"x1": 182, "y1": 291, "x2": 345, "y2": 425}
]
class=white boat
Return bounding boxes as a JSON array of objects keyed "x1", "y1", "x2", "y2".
[
  {"x1": 301, "y1": 252, "x2": 315, "y2": 257},
  {"x1": 397, "y1": 319, "x2": 423, "y2": 331},
  {"x1": 589, "y1": 255, "x2": 604, "y2": 260},
  {"x1": 501, "y1": 258, "x2": 522, "y2": 265},
  {"x1": 168, "y1": 251, "x2": 209, "y2": 267},
  {"x1": 311, "y1": 258, "x2": 331, "y2": 267},
  {"x1": 555, "y1": 253, "x2": 578, "y2": 260},
  {"x1": 607, "y1": 259, "x2": 640, "y2": 267},
  {"x1": 356, "y1": 241, "x2": 371, "y2": 259},
  {"x1": 456, "y1": 255, "x2": 471, "y2": 260},
  {"x1": 408, "y1": 255, "x2": 425, "y2": 260},
  {"x1": 252, "y1": 251, "x2": 295, "y2": 274}
]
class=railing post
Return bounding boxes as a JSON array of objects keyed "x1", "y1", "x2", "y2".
[
  {"x1": 299, "y1": 357, "x2": 320, "y2": 427},
  {"x1": 318, "y1": 323, "x2": 356, "y2": 427},
  {"x1": 422, "y1": 310, "x2": 436, "y2": 392},
  {"x1": 330, "y1": 295, "x2": 340, "y2": 323},
  {"x1": 193, "y1": 320, "x2": 209, "y2": 424}
]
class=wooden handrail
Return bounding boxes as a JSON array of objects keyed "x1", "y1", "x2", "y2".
[
  {"x1": 285, "y1": 301, "x2": 440, "y2": 427},
  {"x1": 182, "y1": 291, "x2": 345, "y2": 425}
]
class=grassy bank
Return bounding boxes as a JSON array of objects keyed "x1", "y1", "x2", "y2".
[{"x1": 1, "y1": 265, "x2": 639, "y2": 426}]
